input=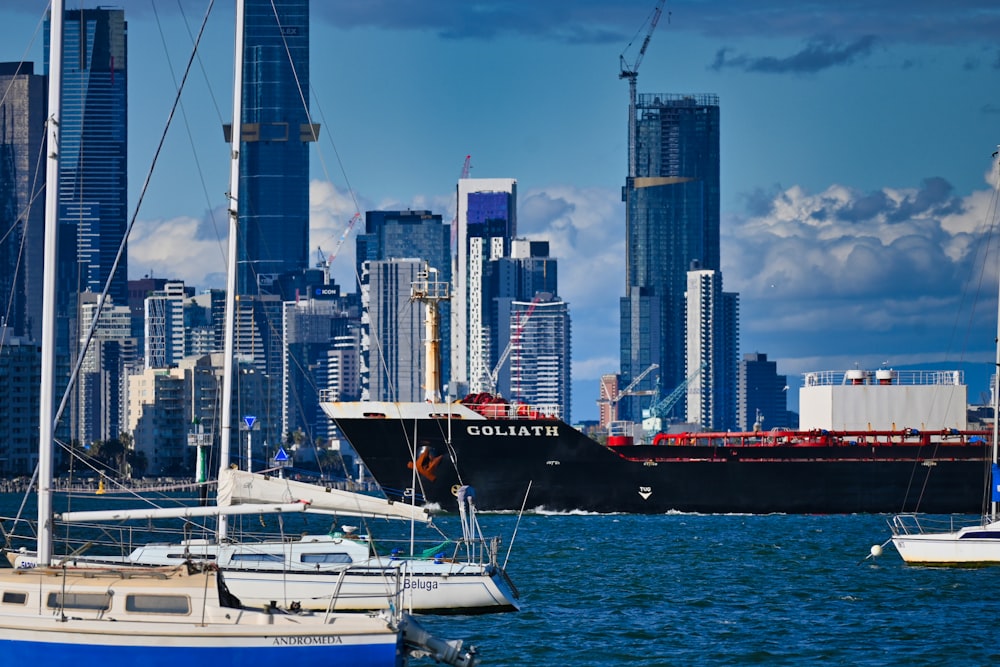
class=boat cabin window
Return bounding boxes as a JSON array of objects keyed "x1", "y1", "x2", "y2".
[
  {"x1": 47, "y1": 592, "x2": 112, "y2": 611},
  {"x1": 1, "y1": 591, "x2": 27, "y2": 605},
  {"x1": 125, "y1": 594, "x2": 191, "y2": 615},
  {"x1": 429, "y1": 413, "x2": 463, "y2": 419},
  {"x1": 362, "y1": 412, "x2": 387, "y2": 418},
  {"x1": 301, "y1": 553, "x2": 353, "y2": 564},
  {"x1": 230, "y1": 553, "x2": 284, "y2": 563},
  {"x1": 167, "y1": 553, "x2": 216, "y2": 560}
]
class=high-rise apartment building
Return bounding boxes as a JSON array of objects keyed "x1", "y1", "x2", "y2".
[
  {"x1": 78, "y1": 294, "x2": 136, "y2": 445},
  {"x1": 477, "y1": 239, "x2": 561, "y2": 396},
  {"x1": 144, "y1": 282, "x2": 191, "y2": 369},
  {"x1": 0, "y1": 62, "x2": 46, "y2": 341},
  {"x1": 620, "y1": 93, "x2": 722, "y2": 423},
  {"x1": 509, "y1": 296, "x2": 572, "y2": 421},
  {"x1": 281, "y1": 290, "x2": 354, "y2": 442},
  {"x1": 685, "y1": 267, "x2": 739, "y2": 431},
  {"x1": 453, "y1": 178, "x2": 516, "y2": 396},
  {"x1": 361, "y1": 258, "x2": 427, "y2": 402},
  {"x1": 357, "y1": 209, "x2": 451, "y2": 388},
  {"x1": 46, "y1": 9, "x2": 128, "y2": 307},
  {"x1": 235, "y1": 0, "x2": 316, "y2": 297}
]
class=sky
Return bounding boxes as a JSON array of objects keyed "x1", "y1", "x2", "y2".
[{"x1": 5, "y1": 0, "x2": 1000, "y2": 422}]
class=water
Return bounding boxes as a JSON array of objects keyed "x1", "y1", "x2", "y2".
[
  {"x1": 418, "y1": 513, "x2": 1000, "y2": 666},
  {"x1": 3, "y1": 495, "x2": 998, "y2": 665}
]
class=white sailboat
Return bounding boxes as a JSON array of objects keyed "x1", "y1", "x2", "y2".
[
  {"x1": 886, "y1": 150, "x2": 1000, "y2": 566},
  {"x1": 0, "y1": 2, "x2": 478, "y2": 664},
  {"x1": 9, "y1": 469, "x2": 519, "y2": 614}
]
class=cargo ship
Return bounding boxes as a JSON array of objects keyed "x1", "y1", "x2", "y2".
[{"x1": 320, "y1": 368, "x2": 991, "y2": 514}]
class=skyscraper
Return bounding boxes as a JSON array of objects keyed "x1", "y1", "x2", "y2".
[
  {"x1": 357, "y1": 209, "x2": 451, "y2": 387},
  {"x1": 509, "y1": 296, "x2": 572, "y2": 421},
  {"x1": 739, "y1": 352, "x2": 791, "y2": 431},
  {"x1": 361, "y1": 258, "x2": 426, "y2": 402},
  {"x1": 620, "y1": 93, "x2": 721, "y2": 423},
  {"x1": 0, "y1": 62, "x2": 46, "y2": 341},
  {"x1": 46, "y1": 9, "x2": 128, "y2": 307},
  {"x1": 453, "y1": 178, "x2": 516, "y2": 396},
  {"x1": 478, "y1": 239, "x2": 561, "y2": 396},
  {"x1": 236, "y1": 0, "x2": 316, "y2": 297}
]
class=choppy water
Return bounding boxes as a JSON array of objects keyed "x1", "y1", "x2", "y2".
[
  {"x1": 2, "y1": 494, "x2": 998, "y2": 665},
  {"x1": 419, "y1": 513, "x2": 1000, "y2": 666}
]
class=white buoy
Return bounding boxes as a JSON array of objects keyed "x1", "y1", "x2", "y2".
[{"x1": 870, "y1": 544, "x2": 883, "y2": 557}]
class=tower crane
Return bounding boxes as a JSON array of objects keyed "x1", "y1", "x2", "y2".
[
  {"x1": 597, "y1": 363, "x2": 659, "y2": 422},
  {"x1": 486, "y1": 293, "x2": 547, "y2": 395},
  {"x1": 620, "y1": 0, "x2": 666, "y2": 178}
]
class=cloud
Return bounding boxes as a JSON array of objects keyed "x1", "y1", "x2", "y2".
[
  {"x1": 298, "y1": 2, "x2": 1000, "y2": 47},
  {"x1": 710, "y1": 35, "x2": 878, "y2": 74},
  {"x1": 128, "y1": 212, "x2": 228, "y2": 288},
  {"x1": 724, "y1": 175, "x2": 999, "y2": 387}
]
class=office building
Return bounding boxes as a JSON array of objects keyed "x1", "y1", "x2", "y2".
[
  {"x1": 0, "y1": 62, "x2": 46, "y2": 341},
  {"x1": 235, "y1": 0, "x2": 316, "y2": 297},
  {"x1": 739, "y1": 352, "x2": 791, "y2": 431},
  {"x1": 453, "y1": 178, "x2": 516, "y2": 396},
  {"x1": 620, "y1": 93, "x2": 722, "y2": 423},
  {"x1": 0, "y1": 329, "x2": 41, "y2": 475},
  {"x1": 46, "y1": 8, "x2": 129, "y2": 307}
]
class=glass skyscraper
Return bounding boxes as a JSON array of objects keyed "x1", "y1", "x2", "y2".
[
  {"x1": 620, "y1": 93, "x2": 721, "y2": 423},
  {"x1": 237, "y1": 0, "x2": 315, "y2": 297},
  {"x1": 46, "y1": 8, "x2": 128, "y2": 308},
  {"x1": 0, "y1": 62, "x2": 46, "y2": 340}
]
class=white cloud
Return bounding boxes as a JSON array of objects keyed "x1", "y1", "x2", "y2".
[{"x1": 128, "y1": 213, "x2": 228, "y2": 289}]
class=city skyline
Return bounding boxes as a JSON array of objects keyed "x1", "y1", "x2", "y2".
[{"x1": 2, "y1": 1, "x2": 1000, "y2": 420}]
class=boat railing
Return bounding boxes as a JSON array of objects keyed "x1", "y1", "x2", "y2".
[
  {"x1": 889, "y1": 513, "x2": 985, "y2": 536},
  {"x1": 465, "y1": 401, "x2": 562, "y2": 420}
]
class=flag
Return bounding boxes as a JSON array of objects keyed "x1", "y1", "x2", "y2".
[{"x1": 993, "y1": 464, "x2": 1000, "y2": 503}]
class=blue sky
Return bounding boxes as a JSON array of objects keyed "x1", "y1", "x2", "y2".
[{"x1": 5, "y1": 1, "x2": 1000, "y2": 421}]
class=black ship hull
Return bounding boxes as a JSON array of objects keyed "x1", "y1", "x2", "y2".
[{"x1": 329, "y1": 408, "x2": 988, "y2": 514}]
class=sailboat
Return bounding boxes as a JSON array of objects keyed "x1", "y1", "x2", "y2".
[
  {"x1": 9, "y1": 468, "x2": 520, "y2": 614},
  {"x1": 0, "y1": 2, "x2": 479, "y2": 664},
  {"x1": 886, "y1": 150, "x2": 1000, "y2": 566}
]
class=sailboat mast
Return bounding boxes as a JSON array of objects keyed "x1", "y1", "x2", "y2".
[
  {"x1": 993, "y1": 149, "x2": 1000, "y2": 523},
  {"x1": 37, "y1": 0, "x2": 64, "y2": 567},
  {"x1": 219, "y1": 0, "x2": 247, "y2": 542}
]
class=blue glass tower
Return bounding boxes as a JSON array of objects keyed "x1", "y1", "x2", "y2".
[
  {"x1": 238, "y1": 0, "x2": 315, "y2": 297},
  {"x1": 0, "y1": 62, "x2": 46, "y2": 340},
  {"x1": 46, "y1": 9, "x2": 128, "y2": 308},
  {"x1": 620, "y1": 93, "x2": 721, "y2": 423}
]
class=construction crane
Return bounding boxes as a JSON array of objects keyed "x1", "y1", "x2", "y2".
[
  {"x1": 327, "y1": 211, "x2": 362, "y2": 264},
  {"x1": 620, "y1": 0, "x2": 666, "y2": 178},
  {"x1": 642, "y1": 362, "x2": 706, "y2": 431},
  {"x1": 597, "y1": 363, "x2": 659, "y2": 422},
  {"x1": 487, "y1": 293, "x2": 547, "y2": 394}
]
